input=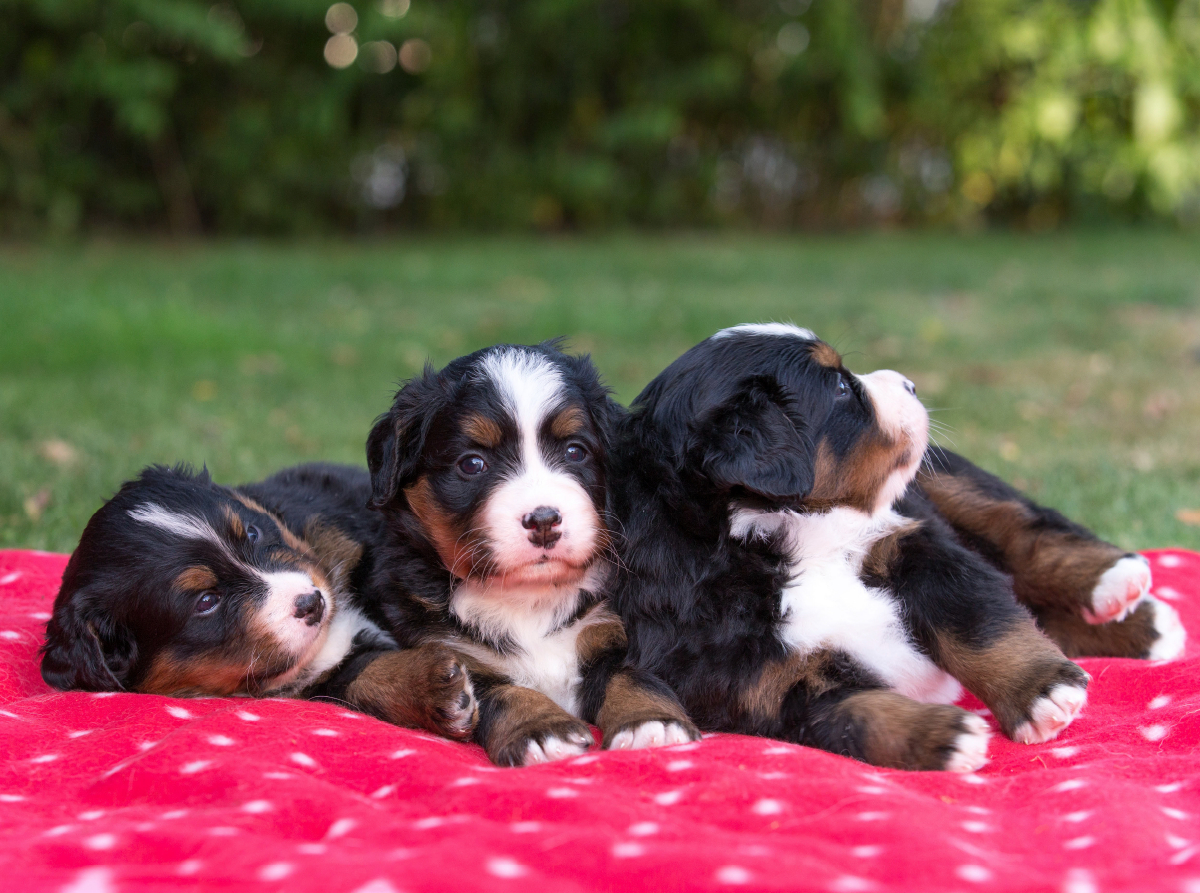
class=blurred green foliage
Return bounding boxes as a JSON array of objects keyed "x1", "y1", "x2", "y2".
[{"x1": 2, "y1": 0, "x2": 1199, "y2": 234}]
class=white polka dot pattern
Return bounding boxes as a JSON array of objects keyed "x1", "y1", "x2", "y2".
[{"x1": 0, "y1": 547, "x2": 1198, "y2": 890}]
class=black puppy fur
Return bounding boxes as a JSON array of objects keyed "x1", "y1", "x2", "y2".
[
  {"x1": 42, "y1": 463, "x2": 478, "y2": 740},
  {"x1": 606, "y1": 325, "x2": 1180, "y2": 771},
  {"x1": 366, "y1": 341, "x2": 698, "y2": 767}
]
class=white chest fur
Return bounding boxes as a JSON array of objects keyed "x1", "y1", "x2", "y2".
[
  {"x1": 449, "y1": 566, "x2": 610, "y2": 717},
  {"x1": 733, "y1": 506, "x2": 962, "y2": 705}
]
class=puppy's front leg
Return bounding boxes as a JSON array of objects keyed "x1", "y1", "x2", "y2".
[
  {"x1": 591, "y1": 665, "x2": 699, "y2": 750},
  {"x1": 331, "y1": 644, "x2": 478, "y2": 740},
  {"x1": 575, "y1": 612, "x2": 699, "y2": 750},
  {"x1": 741, "y1": 650, "x2": 989, "y2": 771},
  {"x1": 873, "y1": 512, "x2": 1091, "y2": 745},
  {"x1": 474, "y1": 678, "x2": 594, "y2": 767}
]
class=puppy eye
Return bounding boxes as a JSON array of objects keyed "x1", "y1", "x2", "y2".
[
  {"x1": 246, "y1": 525, "x2": 261, "y2": 544},
  {"x1": 195, "y1": 592, "x2": 222, "y2": 615},
  {"x1": 565, "y1": 444, "x2": 587, "y2": 463},
  {"x1": 835, "y1": 373, "x2": 851, "y2": 399},
  {"x1": 458, "y1": 455, "x2": 488, "y2": 476}
]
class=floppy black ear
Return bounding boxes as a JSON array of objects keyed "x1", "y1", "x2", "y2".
[
  {"x1": 691, "y1": 376, "x2": 814, "y2": 504},
  {"x1": 366, "y1": 368, "x2": 444, "y2": 509},
  {"x1": 40, "y1": 588, "x2": 137, "y2": 692}
]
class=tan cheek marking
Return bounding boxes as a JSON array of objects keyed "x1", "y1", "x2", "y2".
[
  {"x1": 810, "y1": 342, "x2": 842, "y2": 369},
  {"x1": 549, "y1": 405, "x2": 588, "y2": 440},
  {"x1": 175, "y1": 566, "x2": 218, "y2": 593},
  {"x1": 405, "y1": 476, "x2": 473, "y2": 577},
  {"x1": 463, "y1": 414, "x2": 504, "y2": 449},
  {"x1": 139, "y1": 654, "x2": 251, "y2": 696}
]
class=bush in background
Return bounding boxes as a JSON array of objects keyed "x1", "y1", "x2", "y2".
[{"x1": 2, "y1": 0, "x2": 1198, "y2": 234}]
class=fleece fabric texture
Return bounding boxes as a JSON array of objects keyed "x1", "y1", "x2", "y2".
[{"x1": 0, "y1": 548, "x2": 1196, "y2": 893}]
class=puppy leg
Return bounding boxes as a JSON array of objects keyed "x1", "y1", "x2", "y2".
[
  {"x1": 596, "y1": 669, "x2": 700, "y2": 750},
  {"x1": 875, "y1": 508, "x2": 1090, "y2": 744},
  {"x1": 743, "y1": 651, "x2": 988, "y2": 772},
  {"x1": 342, "y1": 644, "x2": 478, "y2": 740},
  {"x1": 474, "y1": 680, "x2": 594, "y2": 767},
  {"x1": 1038, "y1": 597, "x2": 1186, "y2": 661},
  {"x1": 919, "y1": 451, "x2": 1149, "y2": 626},
  {"x1": 812, "y1": 689, "x2": 991, "y2": 773}
]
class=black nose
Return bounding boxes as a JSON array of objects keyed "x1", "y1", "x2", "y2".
[
  {"x1": 293, "y1": 591, "x2": 325, "y2": 626},
  {"x1": 903, "y1": 378, "x2": 917, "y2": 396},
  {"x1": 522, "y1": 506, "x2": 562, "y2": 549}
]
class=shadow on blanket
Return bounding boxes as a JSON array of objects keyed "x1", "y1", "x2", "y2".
[{"x1": 0, "y1": 548, "x2": 1196, "y2": 892}]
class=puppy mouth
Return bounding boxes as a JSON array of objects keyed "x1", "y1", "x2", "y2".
[{"x1": 475, "y1": 556, "x2": 593, "y2": 587}]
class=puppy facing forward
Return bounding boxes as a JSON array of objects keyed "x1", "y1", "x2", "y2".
[
  {"x1": 366, "y1": 341, "x2": 698, "y2": 766},
  {"x1": 607, "y1": 324, "x2": 1178, "y2": 772},
  {"x1": 41, "y1": 463, "x2": 478, "y2": 741}
]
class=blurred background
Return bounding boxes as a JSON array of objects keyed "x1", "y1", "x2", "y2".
[{"x1": 1, "y1": 0, "x2": 1198, "y2": 553}]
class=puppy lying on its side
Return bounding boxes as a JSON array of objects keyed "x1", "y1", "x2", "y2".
[
  {"x1": 608, "y1": 324, "x2": 1184, "y2": 772},
  {"x1": 41, "y1": 463, "x2": 478, "y2": 741},
  {"x1": 365, "y1": 342, "x2": 698, "y2": 766}
]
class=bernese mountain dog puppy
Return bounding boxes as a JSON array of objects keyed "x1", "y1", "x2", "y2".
[
  {"x1": 365, "y1": 342, "x2": 699, "y2": 767},
  {"x1": 607, "y1": 323, "x2": 1185, "y2": 772},
  {"x1": 41, "y1": 463, "x2": 478, "y2": 741}
]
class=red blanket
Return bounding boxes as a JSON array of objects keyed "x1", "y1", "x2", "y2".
[{"x1": 1, "y1": 549, "x2": 1196, "y2": 892}]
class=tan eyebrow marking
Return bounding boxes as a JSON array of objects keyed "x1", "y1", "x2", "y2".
[
  {"x1": 810, "y1": 341, "x2": 842, "y2": 369},
  {"x1": 176, "y1": 566, "x2": 218, "y2": 593},
  {"x1": 548, "y1": 405, "x2": 588, "y2": 440},
  {"x1": 463, "y1": 413, "x2": 504, "y2": 449},
  {"x1": 223, "y1": 506, "x2": 245, "y2": 539}
]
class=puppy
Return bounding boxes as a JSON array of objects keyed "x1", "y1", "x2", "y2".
[
  {"x1": 365, "y1": 342, "x2": 698, "y2": 766},
  {"x1": 608, "y1": 324, "x2": 1182, "y2": 772},
  {"x1": 41, "y1": 463, "x2": 478, "y2": 741}
]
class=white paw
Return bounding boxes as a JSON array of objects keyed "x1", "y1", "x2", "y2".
[
  {"x1": 523, "y1": 734, "x2": 591, "y2": 765},
  {"x1": 609, "y1": 721, "x2": 694, "y2": 750},
  {"x1": 1147, "y1": 597, "x2": 1187, "y2": 661},
  {"x1": 1086, "y1": 555, "x2": 1151, "y2": 624},
  {"x1": 944, "y1": 714, "x2": 991, "y2": 773},
  {"x1": 1013, "y1": 684, "x2": 1088, "y2": 745}
]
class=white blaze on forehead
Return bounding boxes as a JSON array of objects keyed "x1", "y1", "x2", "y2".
[
  {"x1": 712, "y1": 323, "x2": 816, "y2": 341},
  {"x1": 479, "y1": 348, "x2": 566, "y2": 438},
  {"x1": 475, "y1": 347, "x2": 601, "y2": 576},
  {"x1": 129, "y1": 505, "x2": 223, "y2": 545}
]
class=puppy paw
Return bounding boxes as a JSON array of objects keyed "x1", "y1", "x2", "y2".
[
  {"x1": 427, "y1": 654, "x2": 478, "y2": 741},
  {"x1": 494, "y1": 716, "x2": 594, "y2": 767},
  {"x1": 1012, "y1": 683, "x2": 1088, "y2": 745},
  {"x1": 522, "y1": 730, "x2": 594, "y2": 765},
  {"x1": 944, "y1": 714, "x2": 991, "y2": 773},
  {"x1": 1146, "y1": 596, "x2": 1186, "y2": 661},
  {"x1": 1085, "y1": 555, "x2": 1151, "y2": 624},
  {"x1": 608, "y1": 720, "x2": 700, "y2": 751}
]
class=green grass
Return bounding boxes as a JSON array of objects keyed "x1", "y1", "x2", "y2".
[{"x1": 2, "y1": 231, "x2": 1199, "y2": 554}]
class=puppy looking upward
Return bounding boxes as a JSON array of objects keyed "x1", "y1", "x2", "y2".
[
  {"x1": 42, "y1": 463, "x2": 478, "y2": 741},
  {"x1": 365, "y1": 342, "x2": 697, "y2": 766},
  {"x1": 607, "y1": 324, "x2": 1183, "y2": 772}
]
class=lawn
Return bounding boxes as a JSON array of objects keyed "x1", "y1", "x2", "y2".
[{"x1": 2, "y1": 231, "x2": 1199, "y2": 555}]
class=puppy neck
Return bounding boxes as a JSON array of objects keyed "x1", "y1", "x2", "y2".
[{"x1": 449, "y1": 561, "x2": 610, "y2": 652}]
